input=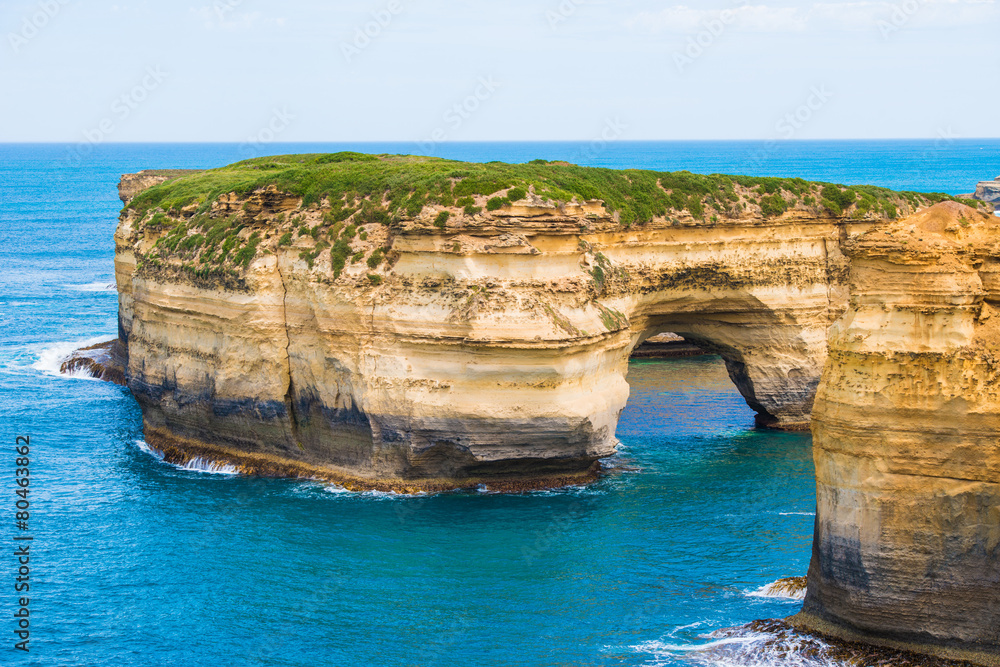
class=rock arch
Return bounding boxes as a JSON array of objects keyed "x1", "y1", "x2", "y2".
[{"x1": 117, "y1": 187, "x2": 853, "y2": 488}]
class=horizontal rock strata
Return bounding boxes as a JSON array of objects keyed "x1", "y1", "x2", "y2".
[
  {"x1": 974, "y1": 177, "x2": 1000, "y2": 204},
  {"x1": 108, "y1": 154, "x2": 980, "y2": 489},
  {"x1": 796, "y1": 202, "x2": 1000, "y2": 666}
]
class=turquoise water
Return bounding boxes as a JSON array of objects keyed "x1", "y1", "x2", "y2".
[{"x1": 1, "y1": 141, "x2": 997, "y2": 666}]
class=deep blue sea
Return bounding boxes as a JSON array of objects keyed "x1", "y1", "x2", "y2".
[{"x1": 1, "y1": 140, "x2": 998, "y2": 667}]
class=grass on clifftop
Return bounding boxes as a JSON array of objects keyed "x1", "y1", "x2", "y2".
[
  {"x1": 127, "y1": 152, "x2": 982, "y2": 229},
  {"x1": 128, "y1": 153, "x2": 988, "y2": 286}
]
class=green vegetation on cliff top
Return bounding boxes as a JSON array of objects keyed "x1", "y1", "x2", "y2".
[
  {"x1": 128, "y1": 152, "x2": 981, "y2": 228},
  {"x1": 129, "y1": 153, "x2": 988, "y2": 287}
]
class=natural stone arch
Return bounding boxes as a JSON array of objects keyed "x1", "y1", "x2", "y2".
[
  {"x1": 116, "y1": 177, "x2": 852, "y2": 488},
  {"x1": 630, "y1": 309, "x2": 826, "y2": 430}
]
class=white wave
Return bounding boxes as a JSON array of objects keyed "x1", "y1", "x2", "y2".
[
  {"x1": 633, "y1": 624, "x2": 843, "y2": 667},
  {"x1": 58, "y1": 366, "x2": 105, "y2": 382},
  {"x1": 32, "y1": 336, "x2": 115, "y2": 378},
  {"x1": 136, "y1": 439, "x2": 165, "y2": 460},
  {"x1": 522, "y1": 484, "x2": 607, "y2": 498},
  {"x1": 365, "y1": 489, "x2": 422, "y2": 499},
  {"x1": 778, "y1": 511, "x2": 815, "y2": 516},
  {"x1": 63, "y1": 282, "x2": 116, "y2": 293},
  {"x1": 180, "y1": 457, "x2": 239, "y2": 475},
  {"x1": 747, "y1": 578, "x2": 807, "y2": 601},
  {"x1": 134, "y1": 441, "x2": 239, "y2": 476},
  {"x1": 323, "y1": 485, "x2": 428, "y2": 499},
  {"x1": 634, "y1": 632, "x2": 771, "y2": 655},
  {"x1": 667, "y1": 621, "x2": 705, "y2": 637}
]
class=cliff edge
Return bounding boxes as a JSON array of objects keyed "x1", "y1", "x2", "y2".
[
  {"x1": 795, "y1": 201, "x2": 1000, "y2": 665},
  {"x1": 973, "y1": 176, "x2": 1000, "y2": 204}
]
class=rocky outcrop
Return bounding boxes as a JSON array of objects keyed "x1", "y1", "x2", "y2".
[
  {"x1": 97, "y1": 154, "x2": 1000, "y2": 663},
  {"x1": 118, "y1": 170, "x2": 202, "y2": 206},
  {"x1": 795, "y1": 201, "x2": 1000, "y2": 665},
  {"x1": 60, "y1": 340, "x2": 127, "y2": 385},
  {"x1": 107, "y1": 154, "x2": 982, "y2": 491},
  {"x1": 974, "y1": 177, "x2": 1000, "y2": 204}
]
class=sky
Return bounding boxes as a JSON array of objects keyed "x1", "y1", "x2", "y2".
[{"x1": 0, "y1": 0, "x2": 997, "y2": 142}]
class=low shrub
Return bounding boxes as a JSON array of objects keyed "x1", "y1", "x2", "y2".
[{"x1": 760, "y1": 194, "x2": 788, "y2": 218}]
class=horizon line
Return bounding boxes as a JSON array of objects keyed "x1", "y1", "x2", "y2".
[{"x1": 2, "y1": 138, "x2": 1000, "y2": 145}]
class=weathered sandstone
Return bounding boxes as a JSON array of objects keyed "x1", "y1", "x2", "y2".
[
  {"x1": 795, "y1": 201, "x2": 1000, "y2": 665},
  {"x1": 118, "y1": 169, "x2": 201, "y2": 207},
  {"x1": 973, "y1": 176, "x2": 1000, "y2": 204},
  {"x1": 105, "y1": 155, "x2": 987, "y2": 491}
]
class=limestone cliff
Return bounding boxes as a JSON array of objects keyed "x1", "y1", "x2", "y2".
[
  {"x1": 118, "y1": 169, "x2": 202, "y2": 206},
  {"x1": 974, "y1": 176, "x2": 1000, "y2": 204},
  {"x1": 796, "y1": 201, "x2": 1000, "y2": 665},
  {"x1": 108, "y1": 153, "x2": 978, "y2": 490}
]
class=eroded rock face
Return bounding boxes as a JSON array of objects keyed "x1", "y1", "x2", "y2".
[
  {"x1": 118, "y1": 170, "x2": 201, "y2": 206},
  {"x1": 798, "y1": 202, "x2": 1000, "y2": 665},
  {"x1": 974, "y1": 177, "x2": 1000, "y2": 204},
  {"x1": 111, "y1": 170, "x2": 892, "y2": 489}
]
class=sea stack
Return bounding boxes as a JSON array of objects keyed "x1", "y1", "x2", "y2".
[
  {"x1": 973, "y1": 176, "x2": 1000, "y2": 204},
  {"x1": 798, "y1": 201, "x2": 1000, "y2": 665}
]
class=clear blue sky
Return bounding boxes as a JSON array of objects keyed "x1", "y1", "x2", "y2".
[{"x1": 2, "y1": 0, "x2": 996, "y2": 142}]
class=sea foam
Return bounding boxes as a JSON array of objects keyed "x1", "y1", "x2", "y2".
[
  {"x1": 32, "y1": 336, "x2": 115, "y2": 378},
  {"x1": 135, "y1": 441, "x2": 239, "y2": 476},
  {"x1": 633, "y1": 621, "x2": 842, "y2": 667},
  {"x1": 62, "y1": 282, "x2": 116, "y2": 293}
]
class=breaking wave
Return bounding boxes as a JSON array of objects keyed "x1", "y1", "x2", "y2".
[
  {"x1": 323, "y1": 485, "x2": 428, "y2": 500},
  {"x1": 135, "y1": 440, "x2": 239, "y2": 475},
  {"x1": 747, "y1": 577, "x2": 808, "y2": 601},
  {"x1": 62, "y1": 282, "x2": 116, "y2": 293},
  {"x1": 32, "y1": 336, "x2": 114, "y2": 378},
  {"x1": 633, "y1": 621, "x2": 843, "y2": 667}
]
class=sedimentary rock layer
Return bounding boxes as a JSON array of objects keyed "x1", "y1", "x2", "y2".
[
  {"x1": 110, "y1": 154, "x2": 983, "y2": 489},
  {"x1": 796, "y1": 202, "x2": 1000, "y2": 665},
  {"x1": 974, "y1": 177, "x2": 1000, "y2": 204}
]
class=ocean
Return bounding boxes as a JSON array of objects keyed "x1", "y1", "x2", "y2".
[{"x1": 2, "y1": 140, "x2": 998, "y2": 666}]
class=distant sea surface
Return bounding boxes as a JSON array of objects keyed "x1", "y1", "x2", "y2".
[{"x1": 1, "y1": 140, "x2": 996, "y2": 666}]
